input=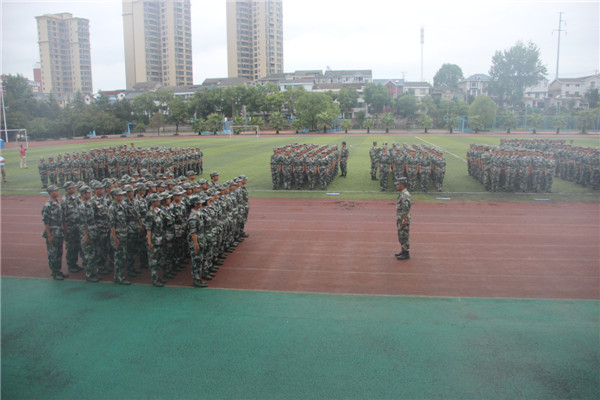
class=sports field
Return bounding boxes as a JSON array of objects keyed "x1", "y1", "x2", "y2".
[{"x1": 1, "y1": 132, "x2": 599, "y2": 399}]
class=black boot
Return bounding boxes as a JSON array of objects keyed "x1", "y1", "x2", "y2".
[{"x1": 396, "y1": 250, "x2": 410, "y2": 260}]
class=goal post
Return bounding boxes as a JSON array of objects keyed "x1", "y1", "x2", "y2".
[
  {"x1": 1, "y1": 128, "x2": 27, "y2": 145},
  {"x1": 229, "y1": 125, "x2": 260, "y2": 138}
]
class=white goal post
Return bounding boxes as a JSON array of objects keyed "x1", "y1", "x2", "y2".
[
  {"x1": 229, "y1": 125, "x2": 260, "y2": 138},
  {"x1": 2, "y1": 128, "x2": 27, "y2": 145}
]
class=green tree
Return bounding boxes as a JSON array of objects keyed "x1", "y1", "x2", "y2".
[
  {"x1": 355, "y1": 110, "x2": 366, "y2": 126},
  {"x1": 134, "y1": 122, "x2": 146, "y2": 133},
  {"x1": 295, "y1": 92, "x2": 340, "y2": 131},
  {"x1": 488, "y1": 41, "x2": 547, "y2": 106},
  {"x1": 337, "y1": 86, "x2": 359, "y2": 117},
  {"x1": 500, "y1": 110, "x2": 518, "y2": 133},
  {"x1": 1, "y1": 74, "x2": 40, "y2": 133},
  {"x1": 381, "y1": 112, "x2": 395, "y2": 133},
  {"x1": 577, "y1": 108, "x2": 600, "y2": 133},
  {"x1": 433, "y1": 63, "x2": 464, "y2": 88},
  {"x1": 468, "y1": 95, "x2": 497, "y2": 129},
  {"x1": 527, "y1": 112, "x2": 544, "y2": 133},
  {"x1": 149, "y1": 113, "x2": 165, "y2": 135},
  {"x1": 362, "y1": 118, "x2": 374, "y2": 133},
  {"x1": 189, "y1": 87, "x2": 224, "y2": 119},
  {"x1": 418, "y1": 114, "x2": 433, "y2": 133},
  {"x1": 316, "y1": 110, "x2": 337, "y2": 132},
  {"x1": 468, "y1": 115, "x2": 484, "y2": 133},
  {"x1": 204, "y1": 113, "x2": 223, "y2": 134},
  {"x1": 395, "y1": 94, "x2": 419, "y2": 122},
  {"x1": 363, "y1": 83, "x2": 390, "y2": 113},
  {"x1": 282, "y1": 86, "x2": 306, "y2": 117},
  {"x1": 269, "y1": 112, "x2": 285, "y2": 134},
  {"x1": 291, "y1": 119, "x2": 304, "y2": 133},
  {"x1": 551, "y1": 116, "x2": 566, "y2": 134},
  {"x1": 341, "y1": 119, "x2": 353, "y2": 133},
  {"x1": 132, "y1": 92, "x2": 157, "y2": 124},
  {"x1": 584, "y1": 88, "x2": 599, "y2": 109},
  {"x1": 167, "y1": 97, "x2": 189, "y2": 134}
]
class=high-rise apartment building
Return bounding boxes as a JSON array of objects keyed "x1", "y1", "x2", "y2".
[
  {"x1": 227, "y1": 0, "x2": 283, "y2": 80},
  {"x1": 36, "y1": 13, "x2": 93, "y2": 95},
  {"x1": 122, "y1": 0, "x2": 193, "y2": 89}
]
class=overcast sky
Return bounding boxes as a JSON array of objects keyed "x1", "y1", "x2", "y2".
[{"x1": 1, "y1": 0, "x2": 598, "y2": 92}]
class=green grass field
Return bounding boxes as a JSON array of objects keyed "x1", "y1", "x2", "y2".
[{"x1": 1, "y1": 134, "x2": 599, "y2": 202}]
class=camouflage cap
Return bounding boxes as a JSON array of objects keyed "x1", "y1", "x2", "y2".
[
  {"x1": 147, "y1": 193, "x2": 160, "y2": 202},
  {"x1": 63, "y1": 181, "x2": 76, "y2": 189},
  {"x1": 186, "y1": 170, "x2": 196, "y2": 177},
  {"x1": 110, "y1": 187, "x2": 126, "y2": 196},
  {"x1": 47, "y1": 184, "x2": 59, "y2": 192},
  {"x1": 123, "y1": 184, "x2": 134, "y2": 192},
  {"x1": 79, "y1": 185, "x2": 92, "y2": 194}
]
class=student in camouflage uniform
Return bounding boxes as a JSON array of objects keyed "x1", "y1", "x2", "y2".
[
  {"x1": 109, "y1": 187, "x2": 131, "y2": 285},
  {"x1": 90, "y1": 181, "x2": 112, "y2": 275},
  {"x1": 187, "y1": 194, "x2": 209, "y2": 288},
  {"x1": 160, "y1": 193, "x2": 177, "y2": 279},
  {"x1": 123, "y1": 184, "x2": 143, "y2": 278},
  {"x1": 395, "y1": 177, "x2": 412, "y2": 260},
  {"x1": 170, "y1": 187, "x2": 188, "y2": 272},
  {"x1": 339, "y1": 141, "x2": 349, "y2": 177},
  {"x1": 378, "y1": 146, "x2": 391, "y2": 191},
  {"x1": 77, "y1": 185, "x2": 101, "y2": 282},
  {"x1": 61, "y1": 181, "x2": 83, "y2": 273},
  {"x1": 42, "y1": 185, "x2": 68, "y2": 280},
  {"x1": 369, "y1": 141, "x2": 379, "y2": 180},
  {"x1": 144, "y1": 194, "x2": 167, "y2": 287},
  {"x1": 39, "y1": 157, "x2": 48, "y2": 189}
]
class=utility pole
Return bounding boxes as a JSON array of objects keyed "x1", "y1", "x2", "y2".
[
  {"x1": 420, "y1": 27, "x2": 424, "y2": 82},
  {"x1": 553, "y1": 12, "x2": 566, "y2": 80}
]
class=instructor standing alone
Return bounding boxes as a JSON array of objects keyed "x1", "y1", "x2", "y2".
[{"x1": 395, "y1": 177, "x2": 411, "y2": 260}]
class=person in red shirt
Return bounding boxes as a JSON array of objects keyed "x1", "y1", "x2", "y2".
[{"x1": 19, "y1": 144, "x2": 28, "y2": 169}]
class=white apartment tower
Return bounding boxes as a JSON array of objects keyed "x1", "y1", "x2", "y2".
[
  {"x1": 227, "y1": 0, "x2": 283, "y2": 80},
  {"x1": 36, "y1": 13, "x2": 93, "y2": 95},
  {"x1": 122, "y1": 0, "x2": 193, "y2": 89}
]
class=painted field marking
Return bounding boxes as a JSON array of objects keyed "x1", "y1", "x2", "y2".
[{"x1": 415, "y1": 136, "x2": 467, "y2": 163}]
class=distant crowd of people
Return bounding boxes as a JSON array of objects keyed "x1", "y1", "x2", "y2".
[
  {"x1": 38, "y1": 144, "x2": 203, "y2": 189},
  {"x1": 500, "y1": 138, "x2": 600, "y2": 189},
  {"x1": 270, "y1": 142, "x2": 348, "y2": 190},
  {"x1": 370, "y1": 141, "x2": 446, "y2": 192}
]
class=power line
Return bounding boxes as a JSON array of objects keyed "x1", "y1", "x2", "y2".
[{"x1": 553, "y1": 12, "x2": 567, "y2": 80}]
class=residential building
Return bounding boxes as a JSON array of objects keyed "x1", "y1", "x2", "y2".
[
  {"x1": 35, "y1": 12, "x2": 93, "y2": 95},
  {"x1": 523, "y1": 79, "x2": 549, "y2": 108},
  {"x1": 227, "y1": 0, "x2": 284, "y2": 80},
  {"x1": 316, "y1": 69, "x2": 372, "y2": 85},
  {"x1": 402, "y1": 82, "x2": 431, "y2": 98},
  {"x1": 122, "y1": 0, "x2": 193, "y2": 89},
  {"x1": 459, "y1": 74, "x2": 490, "y2": 98},
  {"x1": 373, "y1": 79, "x2": 404, "y2": 99},
  {"x1": 548, "y1": 74, "x2": 600, "y2": 109}
]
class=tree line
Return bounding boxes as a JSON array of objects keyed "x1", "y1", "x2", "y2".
[{"x1": 2, "y1": 41, "x2": 599, "y2": 139}]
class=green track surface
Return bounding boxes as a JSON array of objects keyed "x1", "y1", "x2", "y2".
[{"x1": 2, "y1": 277, "x2": 598, "y2": 400}]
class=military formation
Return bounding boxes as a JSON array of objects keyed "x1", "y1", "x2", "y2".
[
  {"x1": 500, "y1": 138, "x2": 600, "y2": 189},
  {"x1": 270, "y1": 143, "x2": 342, "y2": 190},
  {"x1": 370, "y1": 141, "x2": 446, "y2": 192},
  {"x1": 467, "y1": 144, "x2": 557, "y2": 192},
  {"x1": 38, "y1": 144, "x2": 203, "y2": 189},
  {"x1": 41, "y1": 171, "x2": 249, "y2": 288}
]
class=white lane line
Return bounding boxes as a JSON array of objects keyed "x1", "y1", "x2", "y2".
[{"x1": 415, "y1": 136, "x2": 467, "y2": 163}]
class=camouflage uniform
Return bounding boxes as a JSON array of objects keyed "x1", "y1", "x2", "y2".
[
  {"x1": 108, "y1": 192, "x2": 129, "y2": 283},
  {"x1": 39, "y1": 157, "x2": 48, "y2": 189},
  {"x1": 77, "y1": 191, "x2": 98, "y2": 279},
  {"x1": 144, "y1": 200, "x2": 166, "y2": 283},
  {"x1": 396, "y1": 186, "x2": 412, "y2": 255},
  {"x1": 61, "y1": 186, "x2": 82, "y2": 271},
  {"x1": 42, "y1": 192, "x2": 65, "y2": 278}
]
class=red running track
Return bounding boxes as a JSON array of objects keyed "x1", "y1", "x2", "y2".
[{"x1": 1, "y1": 196, "x2": 598, "y2": 299}]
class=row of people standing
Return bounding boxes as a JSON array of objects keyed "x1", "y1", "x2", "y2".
[
  {"x1": 270, "y1": 143, "x2": 346, "y2": 190},
  {"x1": 500, "y1": 138, "x2": 600, "y2": 189},
  {"x1": 467, "y1": 145, "x2": 555, "y2": 192},
  {"x1": 41, "y1": 173, "x2": 249, "y2": 288},
  {"x1": 38, "y1": 145, "x2": 203, "y2": 189},
  {"x1": 370, "y1": 141, "x2": 446, "y2": 192}
]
